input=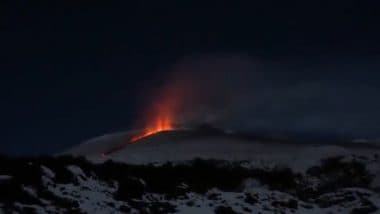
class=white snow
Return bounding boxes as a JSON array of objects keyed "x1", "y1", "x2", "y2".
[
  {"x1": 54, "y1": 130, "x2": 380, "y2": 213},
  {"x1": 4, "y1": 161, "x2": 380, "y2": 213},
  {"x1": 22, "y1": 185, "x2": 37, "y2": 197},
  {"x1": 43, "y1": 165, "x2": 133, "y2": 214},
  {"x1": 178, "y1": 183, "x2": 189, "y2": 190},
  {"x1": 60, "y1": 130, "x2": 136, "y2": 158},
  {"x1": 139, "y1": 178, "x2": 147, "y2": 187},
  {"x1": 65, "y1": 130, "x2": 380, "y2": 175},
  {"x1": 0, "y1": 175, "x2": 12, "y2": 180},
  {"x1": 66, "y1": 165, "x2": 86, "y2": 177},
  {"x1": 135, "y1": 186, "x2": 380, "y2": 214},
  {"x1": 13, "y1": 202, "x2": 62, "y2": 214},
  {"x1": 41, "y1": 165, "x2": 55, "y2": 178}
]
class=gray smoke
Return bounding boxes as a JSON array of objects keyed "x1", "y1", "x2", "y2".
[{"x1": 150, "y1": 54, "x2": 380, "y2": 139}]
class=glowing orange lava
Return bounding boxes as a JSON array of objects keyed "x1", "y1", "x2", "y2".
[{"x1": 130, "y1": 113, "x2": 174, "y2": 142}]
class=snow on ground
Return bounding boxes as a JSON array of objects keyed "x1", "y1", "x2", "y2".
[
  {"x1": 135, "y1": 186, "x2": 380, "y2": 214},
  {"x1": 13, "y1": 202, "x2": 54, "y2": 214},
  {"x1": 43, "y1": 165, "x2": 133, "y2": 214},
  {"x1": 0, "y1": 175, "x2": 12, "y2": 181},
  {"x1": 63, "y1": 130, "x2": 380, "y2": 194},
  {"x1": 41, "y1": 165, "x2": 55, "y2": 178},
  {"x1": 0, "y1": 162, "x2": 140, "y2": 214},
  {"x1": 3, "y1": 129, "x2": 378, "y2": 213},
  {"x1": 66, "y1": 130, "x2": 380, "y2": 174},
  {"x1": 62, "y1": 131, "x2": 136, "y2": 157},
  {"x1": 22, "y1": 185, "x2": 37, "y2": 197},
  {"x1": 1, "y1": 158, "x2": 380, "y2": 213}
]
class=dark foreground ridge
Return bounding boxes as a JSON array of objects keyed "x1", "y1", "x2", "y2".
[{"x1": 0, "y1": 155, "x2": 379, "y2": 213}]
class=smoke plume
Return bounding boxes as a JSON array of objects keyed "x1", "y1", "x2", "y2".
[{"x1": 140, "y1": 54, "x2": 380, "y2": 139}]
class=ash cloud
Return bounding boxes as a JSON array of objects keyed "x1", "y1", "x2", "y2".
[{"x1": 147, "y1": 54, "x2": 380, "y2": 140}]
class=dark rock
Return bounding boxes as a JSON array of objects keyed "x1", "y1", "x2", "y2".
[
  {"x1": 272, "y1": 199, "x2": 298, "y2": 209},
  {"x1": 207, "y1": 192, "x2": 220, "y2": 201},
  {"x1": 119, "y1": 205, "x2": 131, "y2": 212},
  {"x1": 186, "y1": 201, "x2": 195, "y2": 207},
  {"x1": 243, "y1": 207, "x2": 252, "y2": 212},
  {"x1": 244, "y1": 193, "x2": 258, "y2": 205},
  {"x1": 214, "y1": 206, "x2": 238, "y2": 214}
]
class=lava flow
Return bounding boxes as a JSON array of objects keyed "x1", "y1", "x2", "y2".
[
  {"x1": 130, "y1": 114, "x2": 174, "y2": 142},
  {"x1": 129, "y1": 85, "x2": 182, "y2": 142},
  {"x1": 101, "y1": 114, "x2": 174, "y2": 157},
  {"x1": 101, "y1": 76, "x2": 184, "y2": 157}
]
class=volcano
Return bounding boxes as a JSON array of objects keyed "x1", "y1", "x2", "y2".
[
  {"x1": 63, "y1": 127, "x2": 380, "y2": 172},
  {"x1": 52, "y1": 128, "x2": 380, "y2": 213}
]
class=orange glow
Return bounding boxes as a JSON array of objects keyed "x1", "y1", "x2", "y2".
[
  {"x1": 130, "y1": 113, "x2": 174, "y2": 142},
  {"x1": 129, "y1": 75, "x2": 186, "y2": 143}
]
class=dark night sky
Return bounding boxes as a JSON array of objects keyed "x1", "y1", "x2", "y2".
[{"x1": 1, "y1": 1, "x2": 380, "y2": 155}]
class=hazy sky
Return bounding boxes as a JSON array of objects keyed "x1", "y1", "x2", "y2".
[{"x1": 1, "y1": 1, "x2": 380, "y2": 155}]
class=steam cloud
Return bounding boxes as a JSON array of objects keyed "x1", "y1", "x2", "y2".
[{"x1": 143, "y1": 54, "x2": 380, "y2": 139}]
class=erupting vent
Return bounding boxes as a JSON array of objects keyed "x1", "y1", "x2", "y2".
[
  {"x1": 101, "y1": 78, "x2": 184, "y2": 157},
  {"x1": 130, "y1": 114, "x2": 174, "y2": 142}
]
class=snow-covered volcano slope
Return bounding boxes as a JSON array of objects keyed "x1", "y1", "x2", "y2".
[
  {"x1": 2, "y1": 156, "x2": 380, "y2": 214},
  {"x1": 29, "y1": 129, "x2": 379, "y2": 213},
  {"x1": 64, "y1": 129, "x2": 380, "y2": 172}
]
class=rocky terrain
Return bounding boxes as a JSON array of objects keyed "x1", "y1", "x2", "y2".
[{"x1": 0, "y1": 155, "x2": 379, "y2": 213}]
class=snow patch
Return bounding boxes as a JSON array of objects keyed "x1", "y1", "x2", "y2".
[
  {"x1": 0, "y1": 175, "x2": 12, "y2": 180},
  {"x1": 66, "y1": 165, "x2": 86, "y2": 177},
  {"x1": 41, "y1": 165, "x2": 55, "y2": 178},
  {"x1": 45, "y1": 166, "x2": 130, "y2": 213},
  {"x1": 22, "y1": 185, "x2": 37, "y2": 197}
]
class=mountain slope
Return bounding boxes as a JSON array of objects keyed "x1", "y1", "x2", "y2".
[
  {"x1": 0, "y1": 156, "x2": 380, "y2": 213},
  {"x1": 64, "y1": 129, "x2": 380, "y2": 173}
]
